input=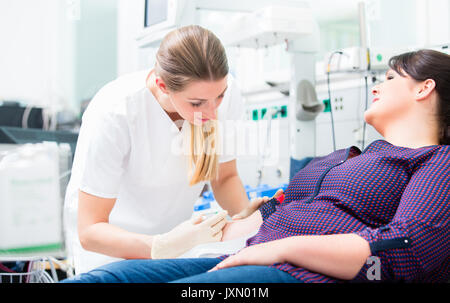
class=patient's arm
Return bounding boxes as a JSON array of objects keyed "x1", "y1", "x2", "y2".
[{"x1": 221, "y1": 210, "x2": 263, "y2": 241}]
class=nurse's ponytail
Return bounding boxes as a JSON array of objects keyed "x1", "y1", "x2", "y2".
[{"x1": 155, "y1": 25, "x2": 229, "y2": 185}]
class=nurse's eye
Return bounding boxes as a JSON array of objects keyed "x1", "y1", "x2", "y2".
[
  {"x1": 191, "y1": 102, "x2": 202, "y2": 107},
  {"x1": 386, "y1": 74, "x2": 394, "y2": 80}
]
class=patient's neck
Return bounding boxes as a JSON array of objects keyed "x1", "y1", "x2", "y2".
[{"x1": 382, "y1": 118, "x2": 439, "y2": 149}]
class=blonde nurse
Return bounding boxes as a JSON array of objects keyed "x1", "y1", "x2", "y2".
[{"x1": 64, "y1": 25, "x2": 255, "y2": 274}]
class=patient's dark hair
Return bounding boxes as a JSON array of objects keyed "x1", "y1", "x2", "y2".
[{"x1": 388, "y1": 49, "x2": 450, "y2": 145}]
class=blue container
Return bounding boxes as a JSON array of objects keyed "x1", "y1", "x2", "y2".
[{"x1": 194, "y1": 200, "x2": 211, "y2": 211}]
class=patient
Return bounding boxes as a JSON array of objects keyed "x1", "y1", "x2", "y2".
[{"x1": 62, "y1": 49, "x2": 450, "y2": 283}]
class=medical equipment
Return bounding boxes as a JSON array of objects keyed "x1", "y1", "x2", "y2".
[
  {"x1": 325, "y1": 47, "x2": 368, "y2": 74},
  {"x1": 0, "y1": 126, "x2": 78, "y2": 162},
  {"x1": 136, "y1": 0, "x2": 194, "y2": 47},
  {"x1": 192, "y1": 183, "x2": 287, "y2": 223},
  {"x1": 197, "y1": 184, "x2": 288, "y2": 207},
  {"x1": 0, "y1": 142, "x2": 65, "y2": 257},
  {"x1": 256, "y1": 107, "x2": 285, "y2": 186},
  {"x1": 0, "y1": 256, "x2": 54, "y2": 283},
  {"x1": 321, "y1": 2, "x2": 450, "y2": 152},
  {"x1": 223, "y1": 4, "x2": 323, "y2": 162},
  {"x1": 0, "y1": 103, "x2": 46, "y2": 129},
  {"x1": 135, "y1": 0, "x2": 316, "y2": 48},
  {"x1": 223, "y1": 5, "x2": 316, "y2": 49},
  {"x1": 193, "y1": 195, "x2": 222, "y2": 220}
]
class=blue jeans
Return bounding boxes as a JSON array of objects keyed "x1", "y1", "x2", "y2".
[{"x1": 60, "y1": 258, "x2": 301, "y2": 283}]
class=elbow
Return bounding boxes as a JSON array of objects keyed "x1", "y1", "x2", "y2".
[
  {"x1": 78, "y1": 228, "x2": 91, "y2": 251},
  {"x1": 341, "y1": 267, "x2": 364, "y2": 281},
  {"x1": 340, "y1": 257, "x2": 372, "y2": 281},
  {"x1": 324, "y1": 262, "x2": 366, "y2": 281},
  {"x1": 78, "y1": 224, "x2": 97, "y2": 252}
]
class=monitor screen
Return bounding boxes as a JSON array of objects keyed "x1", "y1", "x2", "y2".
[{"x1": 144, "y1": 0, "x2": 169, "y2": 28}]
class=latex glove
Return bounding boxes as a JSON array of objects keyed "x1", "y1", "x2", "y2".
[
  {"x1": 151, "y1": 210, "x2": 228, "y2": 259},
  {"x1": 231, "y1": 189, "x2": 284, "y2": 220}
]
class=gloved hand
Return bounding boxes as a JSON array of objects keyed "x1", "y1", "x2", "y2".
[
  {"x1": 231, "y1": 189, "x2": 284, "y2": 220},
  {"x1": 151, "y1": 210, "x2": 228, "y2": 259}
]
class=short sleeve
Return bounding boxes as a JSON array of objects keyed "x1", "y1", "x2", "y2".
[
  {"x1": 218, "y1": 75, "x2": 245, "y2": 164},
  {"x1": 79, "y1": 109, "x2": 131, "y2": 199}
]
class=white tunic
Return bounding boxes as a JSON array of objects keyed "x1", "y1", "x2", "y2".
[{"x1": 63, "y1": 70, "x2": 244, "y2": 274}]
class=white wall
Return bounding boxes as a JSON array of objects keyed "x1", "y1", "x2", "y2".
[
  {"x1": 0, "y1": 0, "x2": 68, "y2": 108},
  {"x1": 366, "y1": 0, "x2": 450, "y2": 48},
  {"x1": 117, "y1": 0, "x2": 156, "y2": 76},
  {"x1": 426, "y1": 0, "x2": 450, "y2": 46},
  {"x1": 74, "y1": 0, "x2": 118, "y2": 108},
  {"x1": 0, "y1": 0, "x2": 118, "y2": 116}
]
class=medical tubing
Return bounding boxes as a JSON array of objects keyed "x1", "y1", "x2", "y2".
[
  {"x1": 326, "y1": 51, "x2": 345, "y2": 152},
  {"x1": 0, "y1": 263, "x2": 16, "y2": 273},
  {"x1": 362, "y1": 75, "x2": 369, "y2": 150},
  {"x1": 21, "y1": 104, "x2": 33, "y2": 129},
  {"x1": 45, "y1": 257, "x2": 58, "y2": 282},
  {"x1": 257, "y1": 108, "x2": 283, "y2": 187},
  {"x1": 327, "y1": 73, "x2": 336, "y2": 152},
  {"x1": 26, "y1": 261, "x2": 32, "y2": 283}
]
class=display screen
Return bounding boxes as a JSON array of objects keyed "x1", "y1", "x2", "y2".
[{"x1": 144, "y1": 0, "x2": 169, "y2": 28}]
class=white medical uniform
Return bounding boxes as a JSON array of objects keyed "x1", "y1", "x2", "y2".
[{"x1": 63, "y1": 70, "x2": 244, "y2": 274}]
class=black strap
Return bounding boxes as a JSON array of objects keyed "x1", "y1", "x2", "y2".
[{"x1": 370, "y1": 237, "x2": 411, "y2": 253}]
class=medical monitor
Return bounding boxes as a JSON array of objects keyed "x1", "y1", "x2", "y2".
[
  {"x1": 144, "y1": 0, "x2": 169, "y2": 28},
  {"x1": 143, "y1": 0, "x2": 182, "y2": 32},
  {"x1": 137, "y1": 0, "x2": 187, "y2": 47}
]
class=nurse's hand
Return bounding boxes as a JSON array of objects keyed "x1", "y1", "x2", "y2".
[
  {"x1": 231, "y1": 189, "x2": 284, "y2": 220},
  {"x1": 151, "y1": 210, "x2": 228, "y2": 259}
]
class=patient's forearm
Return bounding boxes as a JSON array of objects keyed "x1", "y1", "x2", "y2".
[
  {"x1": 280, "y1": 233, "x2": 371, "y2": 280},
  {"x1": 221, "y1": 211, "x2": 263, "y2": 241}
]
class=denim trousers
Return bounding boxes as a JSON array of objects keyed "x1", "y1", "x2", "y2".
[{"x1": 60, "y1": 258, "x2": 301, "y2": 283}]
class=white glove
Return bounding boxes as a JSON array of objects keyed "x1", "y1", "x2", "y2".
[{"x1": 151, "y1": 210, "x2": 228, "y2": 259}]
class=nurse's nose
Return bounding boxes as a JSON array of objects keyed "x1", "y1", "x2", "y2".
[{"x1": 204, "y1": 101, "x2": 217, "y2": 120}]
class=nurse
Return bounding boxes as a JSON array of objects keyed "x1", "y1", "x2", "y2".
[{"x1": 64, "y1": 25, "x2": 253, "y2": 274}]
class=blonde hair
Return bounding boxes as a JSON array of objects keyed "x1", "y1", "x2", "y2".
[{"x1": 155, "y1": 25, "x2": 228, "y2": 185}]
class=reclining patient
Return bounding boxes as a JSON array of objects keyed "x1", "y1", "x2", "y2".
[{"x1": 62, "y1": 49, "x2": 450, "y2": 283}]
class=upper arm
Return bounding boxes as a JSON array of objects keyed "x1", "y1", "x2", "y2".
[{"x1": 80, "y1": 109, "x2": 131, "y2": 199}]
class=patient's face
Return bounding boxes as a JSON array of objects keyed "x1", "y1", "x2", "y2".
[{"x1": 364, "y1": 69, "x2": 417, "y2": 134}]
